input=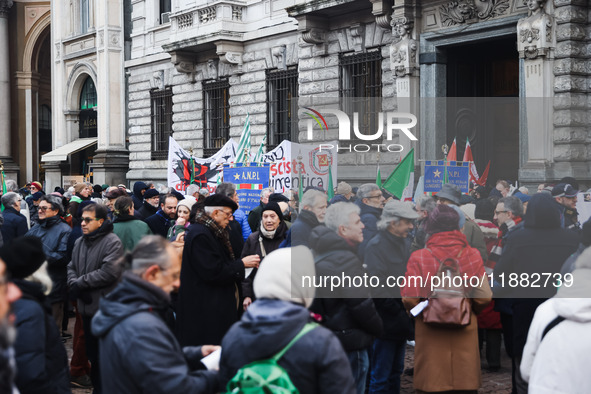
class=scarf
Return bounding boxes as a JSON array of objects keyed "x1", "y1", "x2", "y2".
[
  {"x1": 194, "y1": 212, "x2": 235, "y2": 260},
  {"x1": 489, "y1": 216, "x2": 523, "y2": 265},
  {"x1": 259, "y1": 224, "x2": 277, "y2": 239},
  {"x1": 113, "y1": 213, "x2": 138, "y2": 223}
]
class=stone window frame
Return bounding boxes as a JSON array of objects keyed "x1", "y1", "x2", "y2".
[
  {"x1": 80, "y1": 0, "x2": 90, "y2": 34},
  {"x1": 266, "y1": 67, "x2": 299, "y2": 149},
  {"x1": 339, "y1": 49, "x2": 383, "y2": 141},
  {"x1": 202, "y1": 78, "x2": 230, "y2": 158},
  {"x1": 150, "y1": 87, "x2": 173, "y2": 160},
  {"x1": 160, "y1": 0, "x2": 172, "y2": 24}
]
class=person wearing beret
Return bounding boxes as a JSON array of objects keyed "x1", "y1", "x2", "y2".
[
  {"x1": 177, "y1": 194, "x2": 261, "y2": 346},
  {"x1": 1, "y1": 237, "x2": 70, "y2": 394}
]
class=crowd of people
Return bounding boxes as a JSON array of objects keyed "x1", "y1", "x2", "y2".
[{"x1": 0, "y1": 175, "x2": 589, "y2": 394}]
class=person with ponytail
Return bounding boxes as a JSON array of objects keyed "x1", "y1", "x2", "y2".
[{"x1": 112, "y1": 196, "x2": 152, "y2": 252}]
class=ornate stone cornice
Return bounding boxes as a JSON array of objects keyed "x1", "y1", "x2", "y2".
[
  {"x1": 0, "y1": 0, "x2": 14, "y2": 17},
  {"x1": 439, "y1": 0, "x2": 510, "y2": 27}
]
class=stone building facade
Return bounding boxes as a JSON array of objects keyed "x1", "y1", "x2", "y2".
[
  {"x1": 123, "y1": 0, "x2": 590, "y2": 188},
  {"x1": 43, "y1": 0, "x2": 129, "y2": 192}
]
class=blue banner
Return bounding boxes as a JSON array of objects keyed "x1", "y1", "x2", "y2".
[
  {"x1": 223, "y1": 164, "x2": 270, "y2": 213},
  {"x1": 424, "y1": 161, "x2": 470, "y2": 193}
]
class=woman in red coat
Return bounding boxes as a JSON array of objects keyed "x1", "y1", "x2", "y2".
[{"x1": 402, "y1": 204, "x2": 492, "y2": 393}]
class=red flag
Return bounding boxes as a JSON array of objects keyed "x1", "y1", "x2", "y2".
[
  {"x1": 462, "y1": 138, "x2": 479, "y2": 184},
  {"x1": 446, "y1": 138, "x2": 457, "y2": 162},
  {"x1": 475, "y1": 161, "x2": 490, "y2": 186}
]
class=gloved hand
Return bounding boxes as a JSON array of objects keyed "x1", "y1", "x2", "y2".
[
  {"x1": 68, "y1": 283, "x2": 81, "y2": 302},
  {"x1": 79, "y1": 290, "x2": 92, "y2": 305}
]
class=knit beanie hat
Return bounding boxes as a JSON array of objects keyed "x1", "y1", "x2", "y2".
[
  {"x1": 0, "y1": 237, "x2": 46, "y2": 279},
  {"x1": 254, "y1": 246, "x2": 316, "y2": 308},
  {"x1": 424, "y1": 204, "x2": 460, "y2": 235},
  {"x1": 262, "y1": 202, "x2": 284, "y2": 221}
]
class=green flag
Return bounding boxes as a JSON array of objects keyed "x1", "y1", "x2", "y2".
[
  {"x1": 235, "y1": 113, "x2": 251, "y2": 166},
  {"x1": 376, "y1": 165, "x2": 382, "y2": 188},
  {"x1": 1, "y1": 170, "x2": 6, "y2": 212},
  {"x1": 382, "y1": 149, "x2": 414, "y2": 199},
  {"x1": 327, "y1": 164, "x2": 334, "y2": 201}
]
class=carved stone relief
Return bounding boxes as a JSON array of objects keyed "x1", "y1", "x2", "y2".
[
  {"x1": 390, "y1": 17, "x2": 417, "y2": 77},
  {"x1": 517, "y1": 0, "x2": 553, "y2": 59},
  {"x1": 439, "y1": 0, "x2": 510, "y2": 26},
  {"x1": 207, "y1": 59, "x2": 219, "y2": 80},
  {"x1": 350, "y1": 24, "x2": 365, "y2": 52},
  {"x1": 151, "y1": 70, "x2": 165, "y2": 90},
  {"x1": 272, "y1": 45, "x2": 287, "y2": 70}
]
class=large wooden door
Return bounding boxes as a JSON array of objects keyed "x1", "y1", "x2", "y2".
[{"x1": 446, "y1": 37, "x2": 519, "y2": 184}]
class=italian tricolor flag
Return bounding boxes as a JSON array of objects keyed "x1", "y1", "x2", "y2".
[{"x1": 238, "y1": 184, "x2": 263, "y2": 190}]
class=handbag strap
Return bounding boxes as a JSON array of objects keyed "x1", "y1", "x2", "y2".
[{"x1": 271, "y1": 322, "x2": 317, "y2": 362}]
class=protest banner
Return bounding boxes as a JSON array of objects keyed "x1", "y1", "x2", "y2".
[{"x1": 424, "y1": 160, "x2": 470, "y2": 193}]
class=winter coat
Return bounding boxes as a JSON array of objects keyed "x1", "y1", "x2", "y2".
[
  {"x1": 308, "y1": 226, "x2": 383, "y2": 351},
  {"x1": 25, "y1": 216, "x2": 72, "y2": 304},
  {"x1": 233, "y1": 209, "x2": 251, "y2": 241},
  {"x1": 136, "y1": 200, "x2": 158, "y2": 221},
  {"x1": 281, "y1": 209, "x2": 321, "y2": 248},
  {"x1": 92, "y1": 273, "x2": 219, "y2": 394},
  {"x1": 177, "y1": 222, "x2": 245, "y2": 346},
  {"x1": 474, "y1": 219, "x2": 502, "y2": 330},
  {"x1": 560, "y1": 243, "x2": 586, "y2": 275},
  {"x1": 494, "y1": 194, "x2": 579, "y2": 359},
  {"x1": 0, "y1": 207, "x2": 28, "y2": 244},
  {"x1": 12, "y1": 280, "x2": 70, "y2": 394},
  {"x1": 67, "y1": 221, "x2": 125, "y2": 316},
  {"x1": 247, "y1": 203, "x2": 264, "y2": 233},
  {"x1": 240, "y1": 221, "x2": 288, "y2": 299},
  {"x1": 364, "y1": 230, "x2": 413, "y2": 341},
  {"x1": 132, "y1": 182, "x2": 148, "y2": 210},
  {"x1": 463, "y1": 217, "x2": 489, "y2": 263},
  {"x1": 144, "y1": 210, "x2": 173, "y2": 238},
  {"x1": 520, "y1": 265, "x2": 591, "y2": 394},
  {"x1": 329, "y1": 194, "x2": 349, "y2": 205},
  {"x1": 219, "y1": 299, "x2": 356, "y2": 394},
  {"x1": 402, "y1": 230, "x2": 492, "y2": 392},
  {"x1": 357, "y1": 201, "x2": 382, "y2": 258},
  {"x1": 113, "y1": 215, "x2": 152, "y2": 252}
]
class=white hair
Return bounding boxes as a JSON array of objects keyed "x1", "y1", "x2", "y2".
[
  {"x1": 357, "y1": 183, "x2": 380, "y2": 200},
  {"x1": 186, "y1": 184, "x2": 200, "y2": 196},
  {"x1": 324, "y1": 202, "x2": 360, "y2": 232},
  {"x1": 130, "y1": 236, "x2": 172, "y2": 275},
  {"x1": 300, "y1": 190, "x2": 325, "y2": 213},
  {"x1": 204, "y1": 206, "x2": 224, "y2": 215}
]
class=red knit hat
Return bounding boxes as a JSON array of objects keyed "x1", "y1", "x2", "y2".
[{"x1": 31, "y1": 181, "x2": 43, "y2": 191}]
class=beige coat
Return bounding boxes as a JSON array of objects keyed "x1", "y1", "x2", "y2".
[{"x1": 403, "y1": 281, "x2": 492, "y2": 392}]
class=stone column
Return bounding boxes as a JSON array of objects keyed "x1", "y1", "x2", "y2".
[
  {"x1": 93, "y1": 0, "x2": 129, "y2": 186},
  {"x1": 516, "y1": 3, "x2": 555, "y2": 182},
  {"x1": 0, "y1": 0, "x2": 18, "y2": 180}
]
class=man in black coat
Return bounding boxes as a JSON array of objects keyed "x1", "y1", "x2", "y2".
[
  {"x1": 309, "y1": 202, "x2": 383, "y2": 394},
  {"x1": 131, "y1": 181, "x2": 148, "y2": 210},
  {"x1": 92, "y1": 236, "x2": 219, "y2": 394},
  {"x1": 494, "y1": 193, "x2": 579, "y2": 394},
  {"x1": 145, "y1": 193, "x2": 178, "y2": 237},
  {"x1": 281, "y1": 189, "x2": 326, "y2": 248},
  {"x1": 364, "y1": 200, "x2": 418, "y2": 394},
  {"x1": 136, "y1": 188, "x2": 160, "y2": 220},
  {"x1": 0, "y1": 192, "x2": 28, "y2": 244},
  {"x1": 355, "y1": 184, "x2": 385, "y2": 259},
  {"x1": 177, "y1": 195, "x2": 260, "y2": 346}
]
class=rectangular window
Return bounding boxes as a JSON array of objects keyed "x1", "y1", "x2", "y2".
[
  {"x1": 203, "y1": 79, "x2": 230, "y2": 158},
  {"x1": 339, "y1": 50, "x2": 382, "y2": 139},
  {"x1": 150, "y1": 87, "x2": 173, "y2": 160},
  {"x1": 160, "y1": 0, "x2": 172, "y2": 24},
  {"x1": 266, "y1": 68, "x2": 299, "y2": 148},
  {"x1": 81, "y1": 0, "x2": 89, "y2": 34}
]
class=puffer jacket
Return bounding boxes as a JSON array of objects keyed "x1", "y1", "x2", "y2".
[
  {"x1": 25, "y1": 216, "x2": 72, "y2": 304},
  {"x1": 67, "y1": 221, "x2": 124, "y2": 316},
  {"x1": 219, "y1": 299, "x2": 356, "y2": 394},
  {"x1": 92, "y1": 273, "x2": 219, "y2": 394},
  {"x1": 308, "y1": 226, "x2": 383, "y2": 351},
  {"x1": 0, "y1": 207, "x2": 28, "y2": 244}
]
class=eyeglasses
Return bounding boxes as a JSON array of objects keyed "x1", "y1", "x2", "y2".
[
  {"x1": 38, "y1": 206, "x2": 51, "y2": 212},
  {"x1": 366, "y1": 195, "x2": 383, "y2": 199},
  {"x1": 494, "y1": 210, "x2": 508, "y2": 215},
  {"x1": 219, "y1": 210, "x2": 233, "y2": 219},
  {"x1": 30, "y1": 186, "x2": 38, "y2": 190},
  {"x1": 81, "y1": 217, "x2": 101, "y2": 223}
]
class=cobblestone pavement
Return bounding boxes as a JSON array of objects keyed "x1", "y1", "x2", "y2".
[{"x1": 67, "y1": 318, "x2": 512, "y2": 394}]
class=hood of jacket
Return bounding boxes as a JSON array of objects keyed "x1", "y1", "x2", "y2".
[
  {"x1": 308, "y1": 225, "x2": 355, "y2": 255},
  {"x1": 224, "y1": 298, "x2": 311, "y2": 360},
  {"x1": 133, "y1": 182, "x2": 148, "y2": 199},
  {"x1": 553, "y1": 268, "x2": 591, "y2": 322},
  {"x1": 524, "y1": 193, "x2": 561, "y2": 229},
  {"x1": 92, "y1": 272, "x2": 170, "y2": 338},
  {"x1": 83, "y1": 220, "x2": 114, "y2": 243},
  {"x1": 424, "y1": 230, "x2": 470, "y2": 261},
  {"x1": 13, "y1": 279, "x2": 46, "y2": 304}
]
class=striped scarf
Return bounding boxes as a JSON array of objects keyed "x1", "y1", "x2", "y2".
[
  {"x1": 488, "y1": 216, "x2": 522, "y2": 265},
  {"x1": 194, "y1": 211, "x2": 235, "y2": 260}
]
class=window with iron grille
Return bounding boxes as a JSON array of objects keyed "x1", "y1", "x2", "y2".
[
  {"x1": 150, "y1": 87, "x2": 173, "y2": 160},
  {"x1": 266, "y1": 68, "x2": 299, "y2": 149},
  {"x1": 339, "y1": 50, "x2": 382, "y2": 139},
  {"x1": 203, "y1": 79, "x2": 230, "y2": 158}
]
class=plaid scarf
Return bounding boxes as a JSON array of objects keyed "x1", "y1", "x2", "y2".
[
  {"x1": 194, "y1": 211, "x2": 235, "y2": 260},
  {"x1": 489, "y1": 216, "x2": 522, "y2": 265}
]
